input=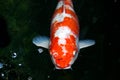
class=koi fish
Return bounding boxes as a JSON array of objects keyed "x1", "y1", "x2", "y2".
[{"x1": 32, "y1": 0, "x2": 95, "y2": 69}]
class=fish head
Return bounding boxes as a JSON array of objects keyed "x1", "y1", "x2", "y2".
[{"x1": 49, "y1": 35, "x2": 78, "y2": 69}]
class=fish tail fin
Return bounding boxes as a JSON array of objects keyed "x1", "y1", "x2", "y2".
[
  {"x1": 58, "y1": 0, "x2": 73, "y2": 7},
  {"x1": 58, "y1": 0, "x2": 72, "y2": 3}
]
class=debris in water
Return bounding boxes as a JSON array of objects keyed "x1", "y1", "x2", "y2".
[
  {"x1": 1, "y1": 73, "x2": 4, "y2": 77},
  {"x1": 38, "y1": 48, "x2": 43, "y2": 53},
  {"x1": 0, "y1": 62, "x2": 3, "y2": 69},
  {"x1": 11, "y1": 52, "x2": 17, "y2": 58},
  {"x1": 18, "y1": 63, "x2": 22, "y2": 66},
  {"x1": 28, "y1": 76, "x2": 32, "y2": 80}
]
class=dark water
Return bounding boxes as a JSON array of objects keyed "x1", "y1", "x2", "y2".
[
  {"x1": 0, "y1": 16, "x2": 10, "y2": 48},
  {"x1": 0, "y1": 0, "x2": 118, "y2": 80}
]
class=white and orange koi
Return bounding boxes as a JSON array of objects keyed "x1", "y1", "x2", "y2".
[{"x1": 32, "y1": 0, "x2": 95, "y2": 69}]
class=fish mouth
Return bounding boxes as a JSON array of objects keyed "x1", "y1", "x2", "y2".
[
  {"x1": 55, "y1": 65, "x2": 71, "y2": 69},
  {"x1": 51, "y1": 56, "x2": 71, "y2": 69}
]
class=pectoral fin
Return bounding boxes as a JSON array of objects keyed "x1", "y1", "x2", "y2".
[
  {"x1": 79, "y1": 39, "x2": 95, "y2": 49},
  {"x1": 32, "y1": 36, "x2": 49, "y2": 49}
]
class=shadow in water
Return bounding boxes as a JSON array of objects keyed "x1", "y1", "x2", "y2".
[
  {"x1": 47, "y1": 69, "x2": 77, "y2": 80},
  {"x1": 0, "y1": 15, "x2": 10, "y2": 48}
]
